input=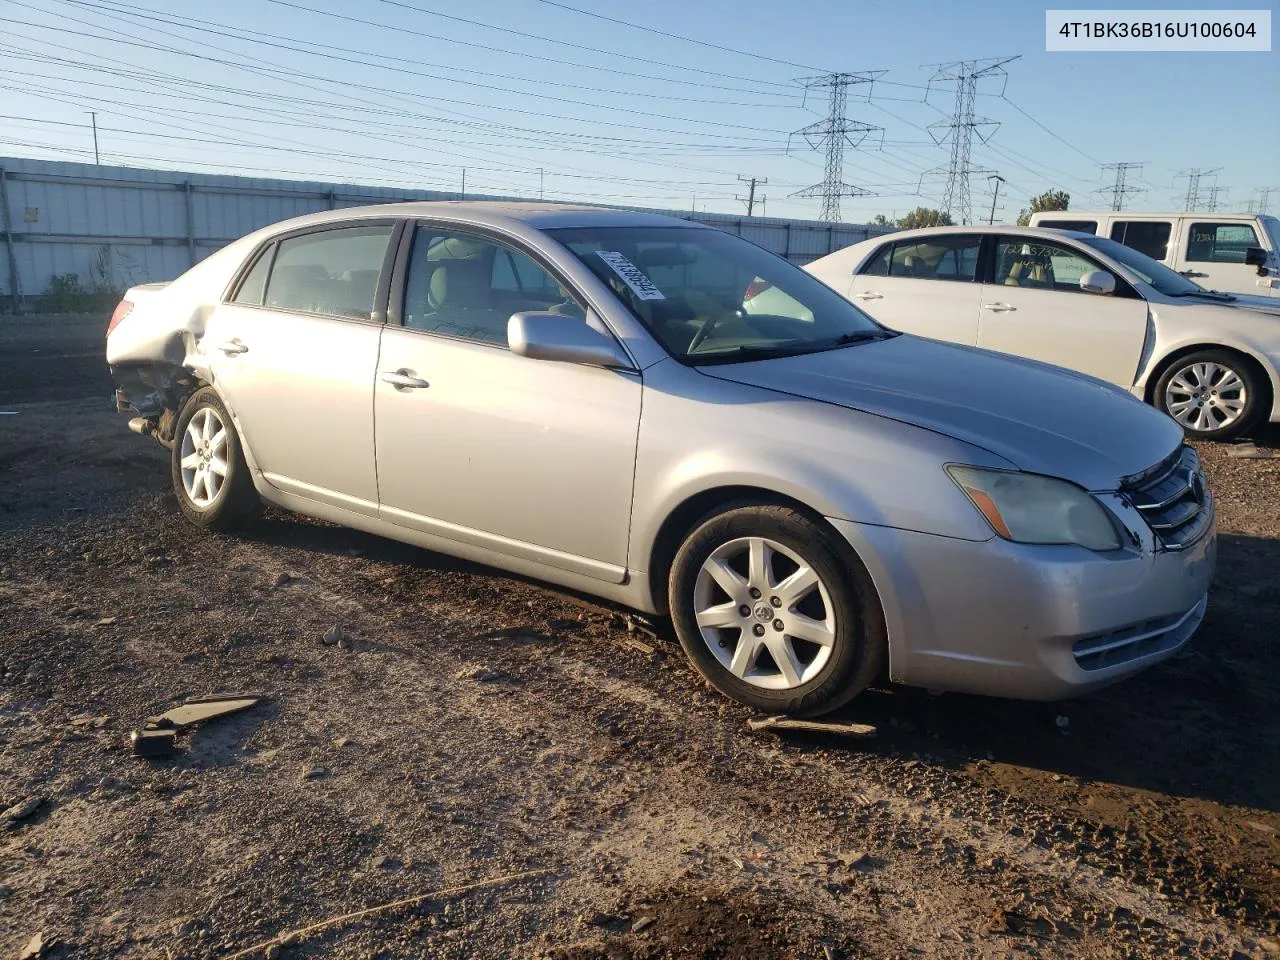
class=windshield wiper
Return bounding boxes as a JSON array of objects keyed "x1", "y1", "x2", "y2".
[
  {"x1": 824, "y1": 330, "x2": 897, "y2": 347},
  {"x1": 1168, "y1": 289, "x2": 1236, "y2": 301}
]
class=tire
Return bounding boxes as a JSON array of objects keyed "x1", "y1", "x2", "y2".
[
  {"x1": 170, "y1": 387, "x2": 261, "y2": 532},
  {"x1": 1153, "y1": 349, "x2": 1264, "y2": 441},
  {"x1": 668, "y1": 502, "x2": 887, "y2": 717}
]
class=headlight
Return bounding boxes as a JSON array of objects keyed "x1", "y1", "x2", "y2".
[{"x1": 946, "y1": 466, "x2": 1121, "y2": 550}]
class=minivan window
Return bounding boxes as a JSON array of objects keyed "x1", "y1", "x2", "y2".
[
  {"x1": 888, "y1": 236, "x2": 981, "y2": 282},
  {"x1": 1110, "y1": 220, "x2": 1172, "y2": 261},
  {"x1": 264, "y1": 225, "x2": 394, "y2": 320},
  {"x1": 1037, "y1": 219, "x2": 1099, "y2": 233},
  {"x1": 1187, "y1": 223, "x2": 1262, "y2": 263}
]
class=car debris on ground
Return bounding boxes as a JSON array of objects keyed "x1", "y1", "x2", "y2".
[{"x1": 129, "y1": 694, "x2": 263, "y2": 757}]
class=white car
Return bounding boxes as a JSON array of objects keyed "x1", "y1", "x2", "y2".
[
  {"x1": 1029, "y1": 210, "x2": 1280, "y2": 299},
  {"x1": 799, "y1": 226, "x2": 1280, "y2": 440}
]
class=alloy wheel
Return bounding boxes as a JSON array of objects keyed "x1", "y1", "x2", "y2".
[
  {"x1": 179, "y1": 406, "x2": 230, "y2": 508},
  {"x1": 692, "y1": 536, "x2": 836, "y2": 690},
  {"x1": 1164, "y1": 361, "x2": 1247, "y2": 433}
]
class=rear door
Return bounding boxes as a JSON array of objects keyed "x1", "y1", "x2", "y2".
[
  {"x1": 978, "y1": 235, "x2": 1149, "y2": 386},
  {"x1": 201, "y1": 221, "x2": 399, "y2": 515},
  {"x1": 1108, "y1": 218, "x2": 1175, "y2": 264},
  {"x1": 373, "y1": 222, "x2": 642, "y2": 582},
  {"x1": 845, "y1": 234, "x2": 984, "y2": 344},
  {"x1": 1174, "y1": 220, "x2": 1271, "y2": 295}
]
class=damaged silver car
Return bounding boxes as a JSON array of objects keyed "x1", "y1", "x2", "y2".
[{"x1": 107, "y1": 203, "x2": 1216, "y2": 716}]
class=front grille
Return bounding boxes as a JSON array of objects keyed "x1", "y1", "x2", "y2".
[
  {"x1": 1072, "y1": 596, "x2": 1207, "y2": 671},
  {"x1": 1122, "y1": 446, "x2": 1212, "y2": 550}
]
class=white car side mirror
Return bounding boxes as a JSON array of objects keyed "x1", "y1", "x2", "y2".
[{"x1": 1080, "y1": 270, "x2": 1116, "y2": 296}]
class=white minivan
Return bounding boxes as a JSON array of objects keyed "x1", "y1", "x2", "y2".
[{"x1": 1028, "y1": 211, "x2": 1280, "y2": 298}]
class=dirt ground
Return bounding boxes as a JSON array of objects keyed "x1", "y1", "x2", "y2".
[{"x1": 2, "y1": 314, "x2": 1278, "y2": 960}]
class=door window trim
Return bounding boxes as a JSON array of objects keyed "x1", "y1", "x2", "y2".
[
  {"x1": 386, "y1": 219, "x2": 634, "y2": 366},
  {"x1": 220, "y1": 219, "x2": 405, "y2": 326}
]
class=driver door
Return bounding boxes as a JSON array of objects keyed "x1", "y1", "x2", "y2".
[{"x1": 373, "y1": 224, "x2": 642, "y2": 583}]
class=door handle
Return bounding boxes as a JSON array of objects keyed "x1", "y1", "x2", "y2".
[
  {"x1": 852, "y1": 291, "x2": 884, "y2": 301},
  {"x1": 216, "y1": 339, "x2": 249, "y2": 355},
  {"x1": 1178, "y1": 270, "x2": 1208, "y2": 278},
  {"x1": 380, "y1": 369, "x2": 430, "y2": 389},
  {"x1": 982, "y1": 302, "x2": 1017, "y2": 313}
]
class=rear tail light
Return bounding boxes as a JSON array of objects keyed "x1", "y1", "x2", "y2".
[
  {"x1": 744, "y1": 279, "x2": 772, "y2": 301},
  {"x1": 107, "y1": 299, "x2": 134, "y2": 337}
]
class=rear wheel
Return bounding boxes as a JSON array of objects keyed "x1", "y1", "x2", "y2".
[
  {"x1": 170, "y1": 387, "x2": 260, "y2": 531},
  {"x1": 1154, "y1": 349, "x2": 1264, "y2": 441},
  {"x1": 668, "y1": 503, "x2": 886, "y2": 717}
]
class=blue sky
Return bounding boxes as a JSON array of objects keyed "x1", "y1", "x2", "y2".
[{"x1": 1, "y1": 0, "x2": 1276, "y2": 223}]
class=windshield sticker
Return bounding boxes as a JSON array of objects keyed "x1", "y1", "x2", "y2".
[{"x1": 595, "y1": 251, "x2": 666, "y2": 301}]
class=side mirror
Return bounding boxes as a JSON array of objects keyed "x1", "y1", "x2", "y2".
[
  {"x1": 508, "y1": 312, "x2": 633, "y2": 369},
  {"x1": 1244, "y1": 247, "x2": 1268, "y2": 274},
  {"x1": 1079, "y1": 270, "x2": 1116, "y2": 295}
]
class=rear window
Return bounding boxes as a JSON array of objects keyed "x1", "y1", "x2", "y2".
[
  {"x1": 1110, "y1": 221, "x2": 1173, "y2": 261},
  {"x1": 1037, "y1": 219, "x2": 1099, "y2": 233},
  {"x1": 263, "y1": 225, "x2": 393, "y2": 320}
]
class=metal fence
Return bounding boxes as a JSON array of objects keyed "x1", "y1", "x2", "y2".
[{"x1": 0, "y1": 156, "x2": 892, "y2": 311}]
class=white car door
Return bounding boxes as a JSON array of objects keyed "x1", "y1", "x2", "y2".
[
  {"x1": 374, "y1": 224, "x2": 641, "y2": 583},
  {"x1": 200, "y1": 222, "x2": 396, "y2": 515},
  {"x1": 1175, "y1": 220, "x2": 1272, "y2": 296},
  {"x1": 843, "y1": 234, "x2": 983, "y2": 344},
  {"x1": 978, "y1": 236, "x2": 1149, "y2": 386}
]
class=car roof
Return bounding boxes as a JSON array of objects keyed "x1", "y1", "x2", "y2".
[
  {"x1": 844, "y1": 225, "x2": 1098, "y2": 247},
  {"x1": 1031, "y1": 210, "x2": 1265, "y2": 220},
  {"x1": 249, "y1": 200, "x2": 705, "y2": 235}
]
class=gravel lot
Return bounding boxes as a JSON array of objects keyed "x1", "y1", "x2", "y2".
[{"x1": 2, "y1": 315, "x2": 1278, "y2": 959}]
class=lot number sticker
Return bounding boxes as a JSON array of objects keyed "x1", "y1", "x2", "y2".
[{"x1": 595, "y1": 251, "x2": 666, "y2": 300}]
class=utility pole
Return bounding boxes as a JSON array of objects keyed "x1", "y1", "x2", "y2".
[
  {"x1": 736, "y1": 175, "x2": 768, "y2": 217},
  {"x1": 924, "y1": 57, "x2": 1018, "y2": 225},
  {"x1": 986, "y1": 174, "x2": 1005, "y2": 224},
  {"x1": 1098, "y1": 162, "x2": 1146, "y2": 211},
  {"x1": 1176, "y1": 167, "x2": 1221, "y2": 211},
  {"x1": 460, "y1": 168, "x2": 466, "y2": 200},
  {"x1": 88, "y1": 111, "x2": 99, "y2": 165},
  {"x1": 1206, "y1": 184, "x2": 1229, "y2": 212},
  {"x1": 538, "y1": 167, "x2": 544, "y2": 200},
  {"x1": 789, "y1": 72, "x2": 884, "y2": 222}
]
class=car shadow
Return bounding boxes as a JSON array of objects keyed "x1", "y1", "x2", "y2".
[{"x1": 823, "y1": 531, "x2": 1280, "y2": 813}]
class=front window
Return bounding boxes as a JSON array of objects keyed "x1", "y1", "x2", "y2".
[
  {"x1": 1110, "y1": 220, "x2": 1172, "y2": 261},
  {"x1": 994, "y1": 238, "x2": 1096, "y2": 290},
  {"x1": 1187, "y1": 222, "x2": 1262, "y2": 263},
  {"x1": 549, "y1": 226, "x2": 889, "y2": 364},
  {"x1": 1076, "y1": 235, "x2": 1211, "y2": 297}
]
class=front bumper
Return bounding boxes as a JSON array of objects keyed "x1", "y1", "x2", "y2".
[{"x1": 829, "y1": 504, "x2": 1216, "y2": 700}]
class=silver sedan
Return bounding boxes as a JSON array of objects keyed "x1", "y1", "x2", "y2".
[{"x1": 106, "y1": 203, "x2": 1215, "y2": 716}]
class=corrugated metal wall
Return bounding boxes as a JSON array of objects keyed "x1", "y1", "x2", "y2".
[{"x1": 0, "y1": 156, "x2": 893, "y2": 307}]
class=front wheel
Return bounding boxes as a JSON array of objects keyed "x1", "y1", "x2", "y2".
[
  {"x1": 1154, "y1": 350, "x2": 1264, "y2": 441},
  {"x1": 668, "y1": 503, "x2": 886, "y2": 717},
  {"x1": 170, "y1": 387, "x2": 261, "y2": 531}
]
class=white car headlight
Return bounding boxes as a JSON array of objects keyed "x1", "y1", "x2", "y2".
[{"x1": 946, "y1": 466, "x2": 1121, "y2": 551}]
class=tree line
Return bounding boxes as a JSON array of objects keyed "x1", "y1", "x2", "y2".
[{"x1": 868, "y1": 190, "x2": 1070, "y2": 230}]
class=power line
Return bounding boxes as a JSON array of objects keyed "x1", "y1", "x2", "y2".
[
  {"x1": 1097, "y1": 162, "x2": 1146, "y2": 211},
  {"x1": 525, "y1": 0, "x2": 825, "y2": 72},
  {"x1": 925, "y1": 57, "x2": 1018, "y2": 224},
  {"x1": 789, "y1": 72, "x2": 884, "y2": 221},
  {"x1": 998, "y1": 94, "x2": 1101, "y2": 166},
  {"x1": 1175, "y1": 167, "x2": 1221, "y2": 211}
]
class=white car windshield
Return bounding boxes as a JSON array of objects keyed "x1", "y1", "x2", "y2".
[
  {"x1": 550, "y1": 226, "x2": 891, "y2": 364},
  {"x1": 1077, "y1": 235, "x2": 1231, "y2": 299}
]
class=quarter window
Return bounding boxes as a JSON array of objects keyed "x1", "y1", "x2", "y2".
[
  {"x1": 1109, "y1": 221, "x2": 1172, "y2": 261},
  {"x1": 231, "y1": 244, "x2": 274, "y2": 306},
  {"x1": 263, "y1": 225, "x2": 394, "y2": 320},
  {"x1": 1187, "y1": 223, "x2": 1261, "y2": 263},
  {"x1": 858, "y1": 243, "x2": 892, "y2": 277},
  {"x1": 402, "y1": 227, "x2": 585, "y2": 344},
  {"x1": 995, "y1": 239, "x2": 1100, "y2": 292},
  {"x1": 887, "y1": 236, "x2": 981, "y2": 282}
]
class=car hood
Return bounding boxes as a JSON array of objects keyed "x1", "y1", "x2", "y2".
[
  {"x1": 1225, "y1": 292, "x2": 1280, "y2": 316},
  {"x1": 1153, "y1": 291, "x2": 1280, "y2": 316},
  {"x1": 698, "y1": 335, "x2": 1183, "y2": 491}
]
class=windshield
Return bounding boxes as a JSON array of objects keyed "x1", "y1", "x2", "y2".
[
  {"x1": 548, "y1": 225, "x2": 888, "y2": 363},
  {"x1": 1076, "y1": 235, "x2": 1213, "y2": 297}
]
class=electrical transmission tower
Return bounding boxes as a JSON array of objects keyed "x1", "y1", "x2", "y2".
[
  {"x1": 1206, "y1": 184, "x2": 1230, "y2": 212},
  {"x1": 923, "y1": 56, "x2": 1018, "y2": 225},
  {"x1": 1247, "y1": 187, "x2": 1275, "y2": 214},
  {"x1": 789, "y1": 72, "x2": 884, "y2": 222},
  {"x1": 1096, "y1": 162, "x2": 1146, "y2": 211},
  {"x1": 1176, "y1": 167, "x2": 1221, "y2": 210},
  {"x1": 736, "y1": 176, "x2": 767, "y2": 217}
]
